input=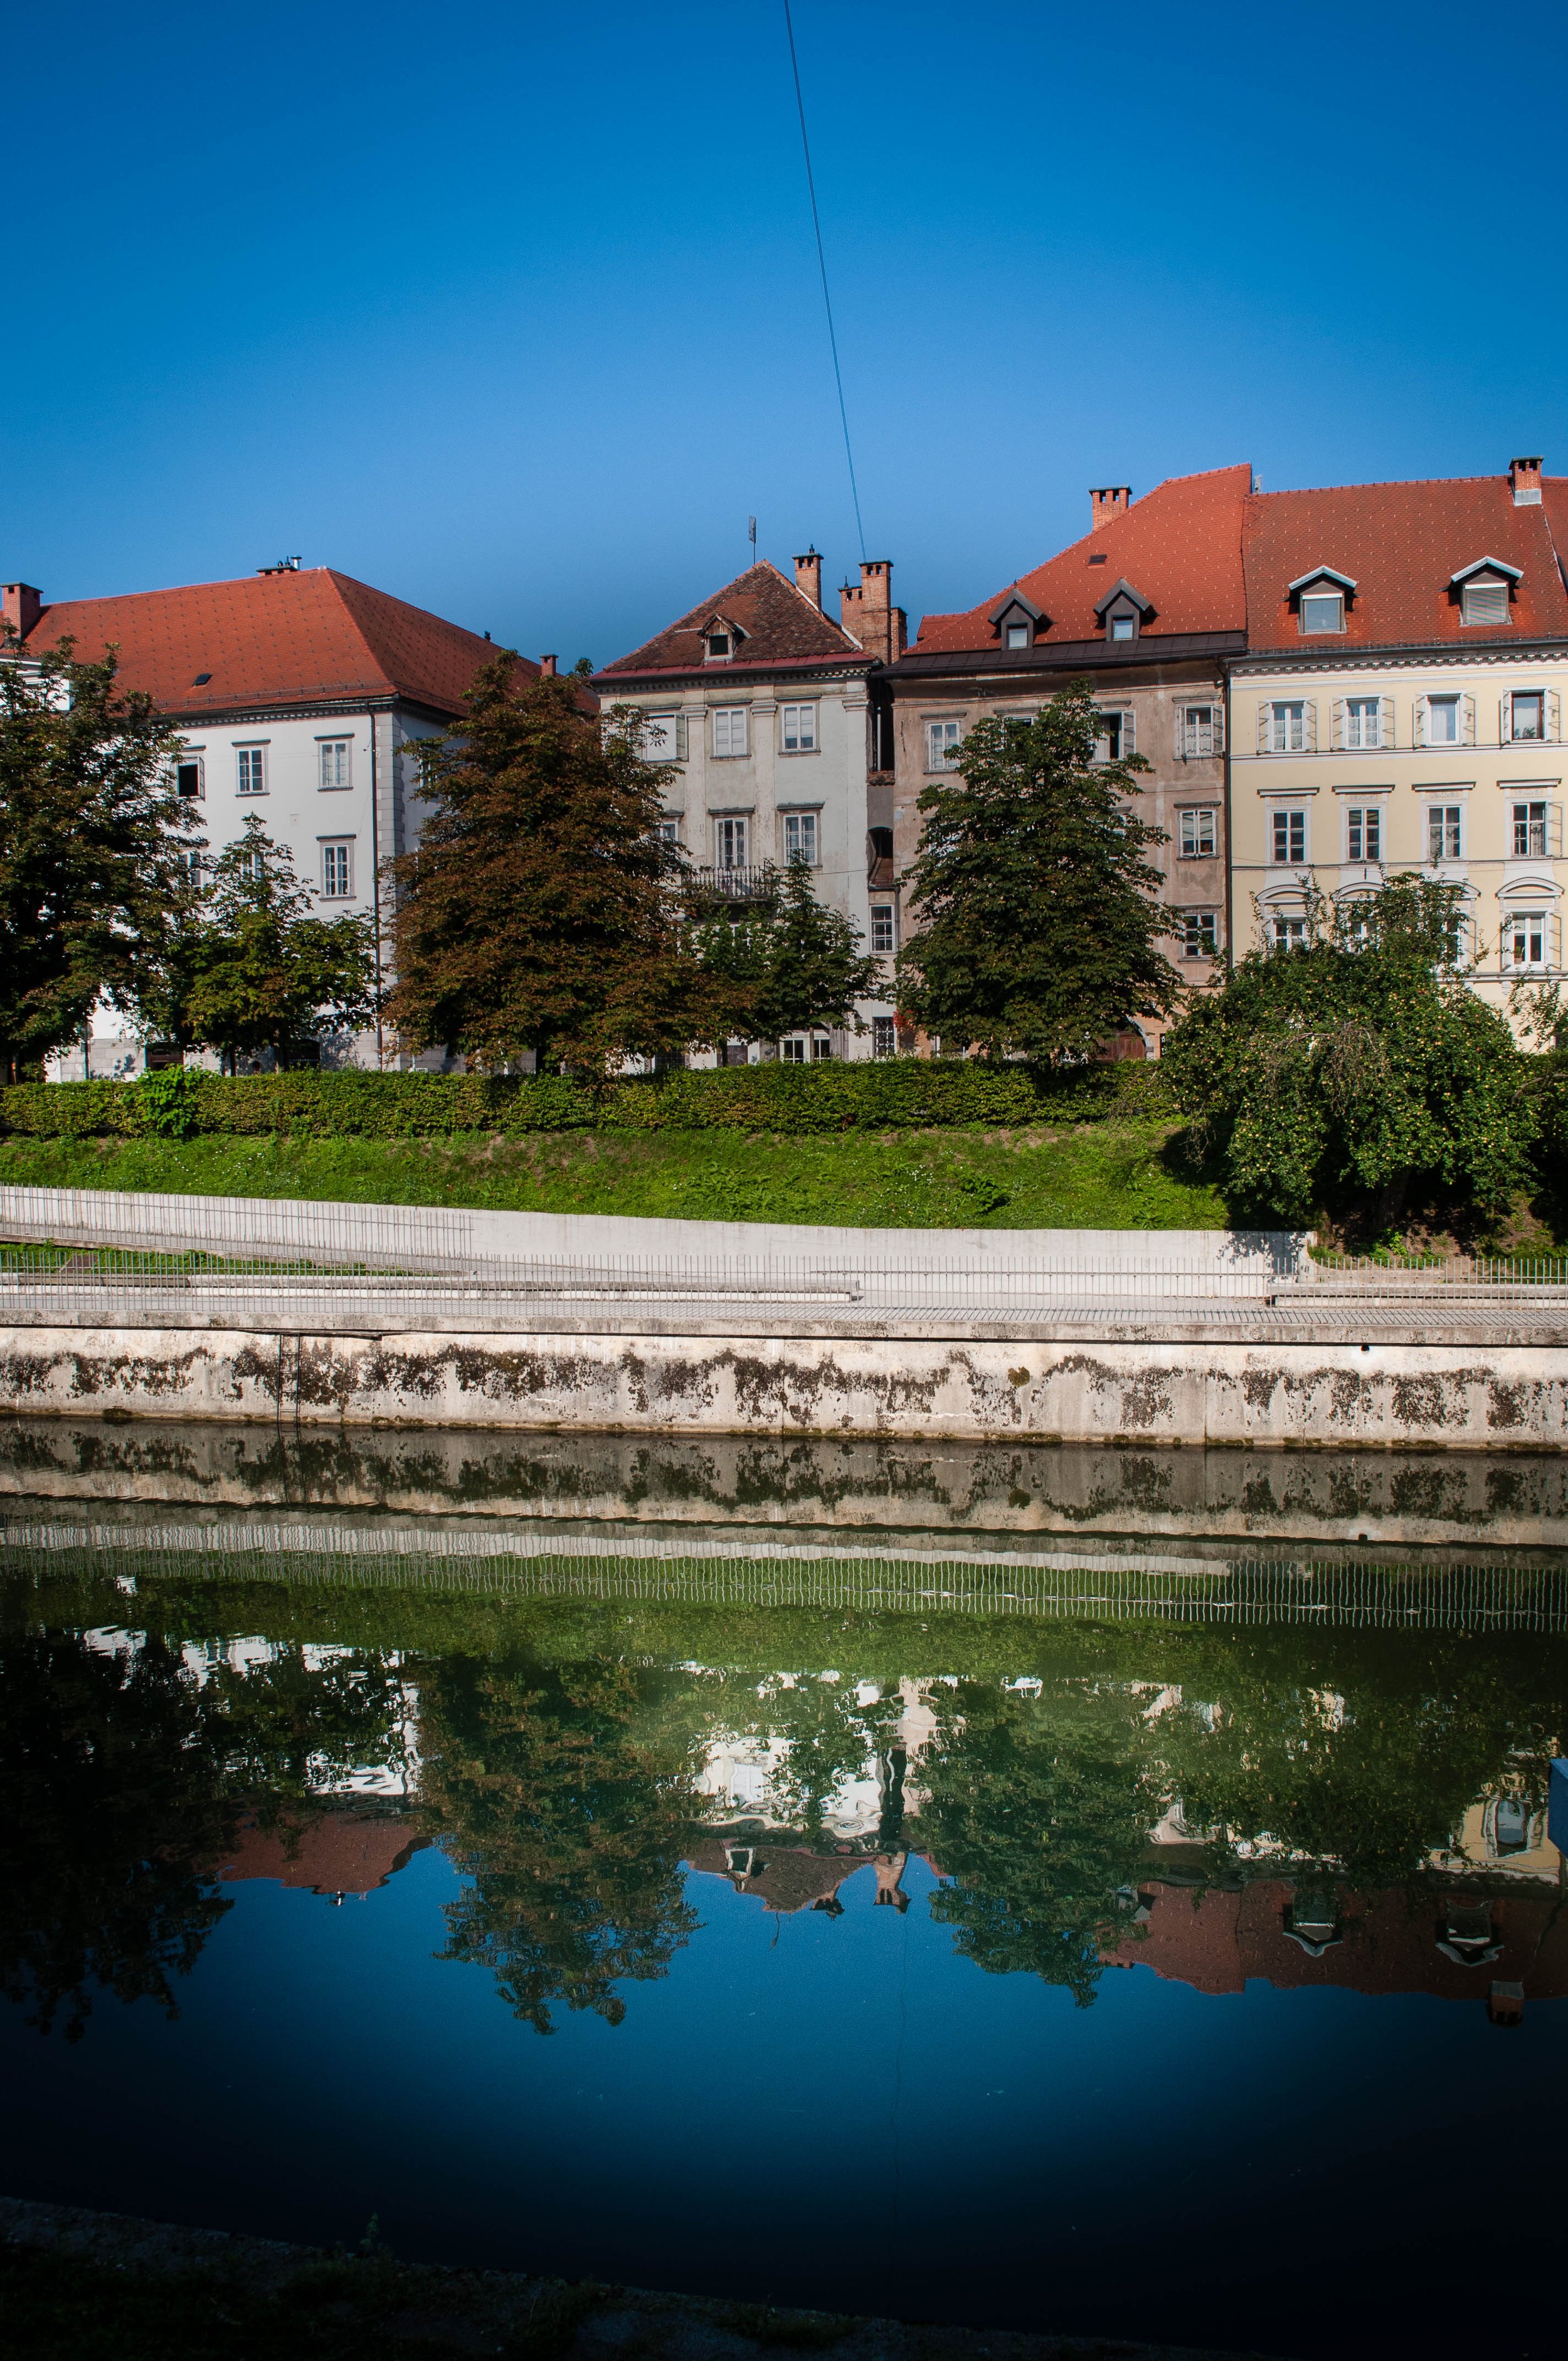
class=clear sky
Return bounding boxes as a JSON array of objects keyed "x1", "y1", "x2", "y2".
[{"x1": 6, "y1": 0, "x2": 1565, "y2": 667}]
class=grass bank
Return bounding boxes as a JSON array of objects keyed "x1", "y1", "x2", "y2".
[{"x1": 0, "y1": 1120, "x2": 1224, "y2": 1230}]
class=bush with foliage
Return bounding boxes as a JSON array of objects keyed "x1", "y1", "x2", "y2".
[{"x1": 1161, "y1": 877, "x2": 1535, "y2": 1226}]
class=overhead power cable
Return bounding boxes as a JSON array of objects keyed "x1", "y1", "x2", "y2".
[{"x1": 782, "y1": 0, "x2": 866, "y2": 561}]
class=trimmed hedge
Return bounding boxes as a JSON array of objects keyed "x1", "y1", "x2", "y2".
[{"x1": 0, "y1": 1059, "x2": 1165, "y2": 1141}]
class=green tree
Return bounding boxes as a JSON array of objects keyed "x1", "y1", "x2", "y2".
[
  {"x1": 691, "y1": 856, "x2": 882, "y2": 1048},
  {"x1": 177, "y1": 817, "x2": 379, "y2": 1071},
  {"x1": 387, "y1": 666, "x2": 719, "y2": 1075},
  {"x1": 1160, "y1": 875, "x2": 1534, "y2": 1226},
  {"x1": 897, "y1": 683, "x2": 1183, "y2": 1059},
  {"x1": 0, "y1": 642, "x2": 198, "y2": 1081}
]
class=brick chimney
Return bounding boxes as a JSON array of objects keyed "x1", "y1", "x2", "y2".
[
  {"x1": 539, "y1": 653, "x2": 557, "y2": 676},
  {"x1": 793, "y1": 546, "x2": 823, "y2": 611},
  {"x1": 838, "y1": 560, "x2": 908, "y2": 663},
  {"x1": 1, "y1": 582, "x2": 41, "y2": 642},
  {"x1": 1089, "y1": 486, "x2": 1131, "y2": 530},
  {"x1": 1510, "y1": 456, "x2": 1544, "y2": 506}
]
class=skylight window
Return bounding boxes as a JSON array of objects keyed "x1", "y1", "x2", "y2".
[{"x1": 192, "y1": 672, "x2": 212, "y2": 685}]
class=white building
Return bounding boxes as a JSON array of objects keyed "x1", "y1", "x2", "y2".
[
  {"x1": 4, "y1": 563, "x2": 521, "y2": 1073},
  {"x1": 593, "y1": 551, "x2": 902, "y2": 1061}
]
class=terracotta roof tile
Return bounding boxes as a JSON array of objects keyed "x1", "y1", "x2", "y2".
[
  {"x1": 1242, "y1": 473, "x2": 1568, "y2": 649},
  {"x1": 23, "y1": 566, "x2": 522, "y2": 718},
  {"x1": 912, "y1": 464, "x2": 1251, "y2": 654},
  {"x1": 596, "y1": 561, "x2": 866, "y2": 681}
]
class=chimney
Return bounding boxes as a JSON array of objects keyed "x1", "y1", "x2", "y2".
[
  {"x1": 539, "y1": 653, "x2": 557, "y2": 676},
  {"x1": 1, "y1": 582, "x2": 41, "y2": 642},
  {"x1": 793, "y1": 546, "x2": 823, "y2": 611},
  {"x1": 1090, "y1": 486, "x2": 1132, "y2": 531},
  {"x1": 838, "y1": 560, "x2": 907, "y2": 664},
  {"x1": 1510, "y1": 456, "x2": 1544, "y2": 506}
]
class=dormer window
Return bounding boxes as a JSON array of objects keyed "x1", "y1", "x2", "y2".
[
  {"x1": 707, "y1": 634, "x2": 731, "y2": 659},
  {"x1": 1093, "y1": 578, "x2": 1153, "y2": 644},
  {"x1": 1007, "y1": 623, "x2": 1029, "y2": 649},
  {"x1": 988, "y1": 590, "x2": 1044, "y2": 652},
  {"x1": 1451, "y1": 556, "x2": 1520, "y2": 626},
  {"x1": 1288, "y1": 566, "x2": 1355, "y2": 634},
  {"x1": 702, "y1": 613, "x2": 746, "y2": 662}
]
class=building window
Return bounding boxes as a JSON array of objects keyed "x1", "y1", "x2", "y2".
[
  {"x1": 640, "y1": 711, "x2": 686, "y2": 762},
  {"x1": 1272, "y1": 915, "x2": 1307, "y2": 950},
  {"x1": 1300, "y1": 592, "x2": 1343, "y2": 634},
  {"x1": 1178, "y1": 807, "x2": 1216, "y2": 858},
  {"x1": 1268, "y1": 701, "x2": 1306, "y2": 752},
  {"x1": 706, "y1": 633, "x2": 732, "y2": 659},
  {"x1": 783, "y1": 812, "x2": 818, "y2": 866},
  {"x1": 320, "y1": 842, "x2": 352, "y2": 898},
  {"x1": 656, "y1": 817, "x2": 681, "y2": 848},
  {"x1": 1509, "y1": 691, "x2": 1545, "y2": 741},
  {"x1": 237, "y1": 845, "x2": 264, "y2": 885},
  {"x1": 1271, "y1": 807, "x2": 1308, "y2": 864},
  {"x1": 715, "y1": 817, "x2": 748, "y2": 869},
  {"x1": 1180, "y1": 911, "x2": 1218, "y2": 959},
  {"x1": 1461, "y1": 580, "x2": 1510, "y2": 626},
  {"x1": 236, "y1": 746, "x2": 267, "y2": 794},
  {"x1": 780, "y1": 703, "x2": 817, "y2": 752},
  {"x1": 319, "y1": 739, "x2": 351, "y2": 790},
  {"x1": 781, "y1": 1032, "x2": 832, "y2": 1063},
  {"x1": 1512, "y1": 800, "x2": 1554, "y2": 857},
  {"x1": 712, "y1": 707, "x2": 750, "y2": 758},
  {"x1": 1109, "y1": 613, "x2": 1135, "y2": 641},
  {"x1": 1180, "y1": 705, "x2": 1219, "y2": 758},
  {"x1": 1346, "y1": 805, "x2": 1382, "y2": 862},
  {"x1": 176, "y1": 755, "x2": 204, "y2": 800},
  {"x1": 1005, "y1": 622, "x2": 1030, "y2": 649},
  {"x1": 1505, "y1": 909, "x2": 1548, "y2": 970},
  {"x1": 1426, "y1": 694, "x2": 1461, "y2": 744},
  {"x1": 925, "y1": 719, "x2": 962, "y2": 772},
  {"x1": 1428, "y1": 804, "x2": 1463, "y2": 862},
  {"x1": 1094, "y1": 710, "x2": 1124, "y2": 761},
  {"x1": 871, "y1": 903, "x2": 896, "y2": 953},
  {"x1": 1344, "y1": 697, "x2": 1382, "y2": 749},
  {"x1": 872, "y1": 1016, "x2": 896, "y2": 1058}
]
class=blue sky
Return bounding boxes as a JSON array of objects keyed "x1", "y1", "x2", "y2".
[{"x1": 7, "y1": 0, "x2": 1565, "y2": 665}]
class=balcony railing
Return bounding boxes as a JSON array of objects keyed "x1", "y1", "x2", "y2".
[{"x1": 691, "y1": 863, "x2": 778, "y2": 902}]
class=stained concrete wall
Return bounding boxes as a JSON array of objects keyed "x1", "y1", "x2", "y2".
[{"x1": 1, "y1": 1325, "x2": 1562, "y2": 1450}]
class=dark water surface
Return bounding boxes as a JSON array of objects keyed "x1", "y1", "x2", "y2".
[{"x1": 1, "y1": 1421, "x2": 1566, "y2": 2361}]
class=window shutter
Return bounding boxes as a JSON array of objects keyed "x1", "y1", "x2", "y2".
[
  {"x1": 1550, "y1": 804, "x2": 1564, "y2": 858},
  {"x1": 1412, "y1": 696, "x2": 1426, "y2": 748},
  {"x1": 1331, "y1": 698, "x2": 1345, "y2": 750},
  {"x1": 1303, "y1": 700, "x2": 1318, "y2": 752},
  {"x1": 1380, "y1": 695, "x2": 1395, "y2": 750},
  {"x1": 675, "y1": 713, "x2": 688, "y2": 761},
  {"x1": 1461, "y1": 692, "x2": 1476, "y2": 745},
  {"x1": 1121, "y1": 707, "x2": 1136, "y2": 758},
  {"x1": 1553, "y1": 915, "x2": 1563, "y2": 968},
  {"x1": 1257, "y1": 702, "x2": 1271, "y2": 755},
  {"x1": 1547, "y1": 690, "x2": 1561, "y2": 743},
  {"x1": 1500, "y1": 696, "x2": 1512, "y2": 745},
  {"x1": 1211, "y1": 703, "x2": 1224, "y2": 756}
]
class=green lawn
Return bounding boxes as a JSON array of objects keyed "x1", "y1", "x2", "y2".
[{"x1": 0, "y1": 1120, "x2": 1226, "y2": 1230}]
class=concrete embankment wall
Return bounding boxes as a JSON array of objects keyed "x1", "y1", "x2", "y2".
[{"x1": 1, "y1": 1325, "x2": 1562, "y2": 1449}]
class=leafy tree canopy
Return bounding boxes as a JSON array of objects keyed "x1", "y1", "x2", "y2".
[
  {"x1": 1160, "y1": 876, "x2": 1535, "y2": 1226},
  {"x1": 691, "y1": 856, "x2": 882, "y2": 1046},
  {"x1": 0, "y1": 643, "x2": 198, "y2": 1081},
  {"x1": 171, "y1": 817, "x2": 379, "y2": 1071},
  {"x1": 387, "y1": 669, "x2": 722, "y2": 1076},
  {"x1": 897, "y1": 681, "x2": 1183, "y2": 1059}
]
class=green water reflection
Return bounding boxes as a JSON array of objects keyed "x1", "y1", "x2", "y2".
[{"x1": 4, "y1": 1556, "x2": 1564, "y2": 2041}]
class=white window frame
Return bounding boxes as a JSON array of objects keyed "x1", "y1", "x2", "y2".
[
  {"x1": 235, "y1": 744, "x2": 268, "y2": 795},
  {"x1": 711, "y1": 706, "x2": 750, "y2": 759},
  {"x1": 1093, "y1": 708, "x2": 1134, "y2": 763},
  {"x1": 782, "y1": 811, "x2": 818, "y2": 866},
  {"x1": 1178, "y1": 807, "x2": 1217, "y2": 859},
  {"x1": 780, "y1": 703, "x2": 818, "y2": 754},
  {"x1": 1510, "y1": 799, "x2": 1562, "y2": 858},
  {"x1": 1503, "y1": 908, "x2": 1551, "y2": 971},
  {"x1": 1343, "y1": 697, "x2": 1382, "y2": 750},
  {"x1": 1507, "y1": 690, "x2": 1547, "y2": 744},
  {"x1": 1461, "y1": 580, "x2": 1510, "y2": 627},
  {"x1": 1426, "y1": 802, "x2": 1465, "y2": 862},
  {"x1": 925, "y1": 718, "x2": 962, "y2": 773},
  {"x1": 1299, "y1": 591, "x2": 1344, "y2": 635},
  {"x1": 1267, "y1": 701, "x2": 1307, "y2": 753},
  {"x1": 1345, "y1": 804, "x2": 1383, "y2": 864},
  {"x1": 871, "y1": 903, "x2": 896, "y2": 954},
  {"x1": 1271, "y1": 914, "x2": 1308, "y2": 951},
  {"x1": 1179, "y1": 704, "x2": 1220, "y2": 760},
  {"x1": 1270, "y1": 806, "x2": 1309, "y2": 866},
  {"x1": 640, "y1": 711, "x2": 686, "y2": 763},
  {"x1": 655, "y1": 815, "x2": 681, "y2": 849},
  {"x1": 318, "y1": 738, "x2": 352, "y2": 791},
  {"x1": 714, "y1": 815, "x2": 748, "y2": 869},
  {"x1": 871, "y1": 1016, "x2": 897, "y2": 1058},
  {"x1": 319, "y1": 840, "x2": 354, "y2": 899},
  {"x1": 1180, "y1": 910, "x2": 1219, "y2": 960},
  {"x1": 175, "y1": 751, "x2": 205, "y2": 801}
]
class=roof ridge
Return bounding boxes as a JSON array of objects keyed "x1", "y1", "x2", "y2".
[{"x1": 1248, "y1": 471, "x2": 1518, "y2": 501}]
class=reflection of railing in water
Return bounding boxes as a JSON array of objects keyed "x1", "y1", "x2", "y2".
[{"x1": 6, "y1": 1518, "x2": 1567, "y2": 1630}]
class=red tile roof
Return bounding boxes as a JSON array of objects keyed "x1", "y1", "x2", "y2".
[
  {"x1": 23, "y1": 566, "x2": 524, "y2": 719},
  {"x1": 596, "y1": 560, "x2": 867, "y2": 681},
  {"x1": 913, "y1": 464, "x2": 1252, "y2": 654},
  {"x1": 215, "y1": 1810, "x2": 426, "y2": 1898},
  {"x1": 1242, "y1": 473, "x2": 1568, "y2": 650}
]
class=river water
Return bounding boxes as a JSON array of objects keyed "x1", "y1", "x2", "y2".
[{"x1": 1, "y1": 1418, "x2": 1565, "y2": 2361}]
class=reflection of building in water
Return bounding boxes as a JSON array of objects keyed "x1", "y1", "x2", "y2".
[
  {"x1": 686, "y1": 1840, "x2": 914, "y2": 1917},
  {"x1": 692, "y1": 1676, "x2": 939, "y2": 1842},
  {"x1": 1103, "y1": 1879, "x2": 1568, "y2": 2021},
  {"x1": 215, "y1": 1811, "x2": 427, "y2": 1903}
]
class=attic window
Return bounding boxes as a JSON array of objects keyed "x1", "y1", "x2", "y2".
[
  {"x1": 1300, "y1": 593, "x2": 1343, "y2": 634},
  {"x1": 1462, "y1": 579, "x2": 1510, "y2": 627},
  {"x1": 192, "y1": 672, "x2": 212, "y2": 686},
  {"x1": 1108, "y1": 604, "x2": 1138, "y2": 642},
  {"x1": 1006, "y1": 623, "x2": 1030, "y2": 649},
  {"x1": 706, "y1": 634, "x2": 732, "y2": 659}
]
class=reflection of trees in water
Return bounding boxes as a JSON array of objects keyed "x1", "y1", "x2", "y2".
[
  {"x1": 0, "y1": 1629, "x2": 415, "y2": 2042},
  {"x1": 416, "y1": 1655, "x2": 700, "y2": 2034}
]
